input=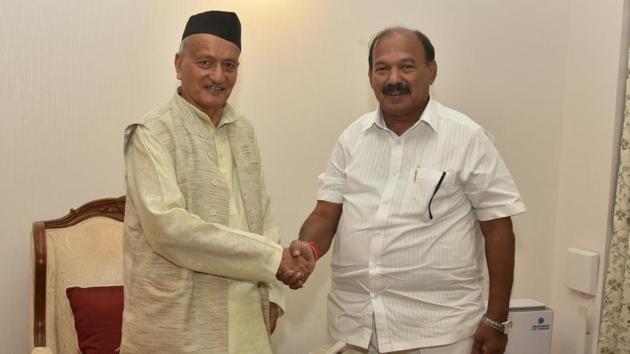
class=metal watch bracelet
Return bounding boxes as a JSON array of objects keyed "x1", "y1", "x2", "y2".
[{"x1": 481, "y1": 314, "x2": 513, "y2": 335}]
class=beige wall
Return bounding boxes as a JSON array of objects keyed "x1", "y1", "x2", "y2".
[
  {"x1": 0, "y1": 1, "x2": 627, "y2": 353},
  {"x1": 550, "y1": 0, "x2": 630, "y2": 352}
]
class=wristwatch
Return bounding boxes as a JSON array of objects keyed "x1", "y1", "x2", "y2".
[{"x1": 481, "y1": 314, "x2": 513, "y2": 335}]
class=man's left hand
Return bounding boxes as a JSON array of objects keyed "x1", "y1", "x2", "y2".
[
  {"x1": 269, "y1": 302, "x2": 279, "y2": 334},
  {"x1": 471, "y1": 321, "x2": 507, "y2": 354}
]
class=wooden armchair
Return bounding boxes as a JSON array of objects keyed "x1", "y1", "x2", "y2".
[{"x1": 31, "y1": 197, "x2": 125, "y2": 354}]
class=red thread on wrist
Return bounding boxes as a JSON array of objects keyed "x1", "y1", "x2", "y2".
[{"x1": 307, "y1": 241, "x2": 322, "y2": 261}]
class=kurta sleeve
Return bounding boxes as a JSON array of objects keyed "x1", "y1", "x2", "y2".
[
  {"x1": 256, "y1": 142, "x2": 286, "y2": 313},
  {"x1": 262, "y1": 201, "x2": 286, "y2": 314},
  {"x1": 125, "y1": 125, "x2": 283, "y2": 284}
]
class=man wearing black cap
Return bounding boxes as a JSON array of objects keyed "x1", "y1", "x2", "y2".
[{"x1": 120, "y1": 11, "x2": 313, "y2": 353}]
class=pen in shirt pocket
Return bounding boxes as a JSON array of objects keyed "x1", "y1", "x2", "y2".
[
  {"x1": 413, "y1": 166, "x2": 420, "y2": 183},
  {"x1": 428, "y1": 171, "x2": 447, "y2": 220}
]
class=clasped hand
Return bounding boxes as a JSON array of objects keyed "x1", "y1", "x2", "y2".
[{"x1": 276, "y1": 240, "x2": 316, "y2": 289}]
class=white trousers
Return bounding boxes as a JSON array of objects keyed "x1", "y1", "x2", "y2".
[{"x1": 344, "y1": 331, "x2": 474, "y2": 354}]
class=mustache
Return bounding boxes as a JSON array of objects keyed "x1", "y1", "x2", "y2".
[{"x1": 382, "y1": 82, "x2": 411, "y2": 95}]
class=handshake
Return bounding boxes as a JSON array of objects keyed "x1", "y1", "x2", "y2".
[{"x1": 276, "y1": 240, "x2": 318, "y2": 289}]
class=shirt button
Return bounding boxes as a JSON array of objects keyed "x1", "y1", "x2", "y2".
[
  {"x1": 211, "y1": 179, "x2": 218, "y2": 186},
  {"x1": 209, "y1": 209, "x2": 217, "y2": 216}
]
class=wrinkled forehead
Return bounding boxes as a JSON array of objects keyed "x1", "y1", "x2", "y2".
[{"x1": 182, "y1": 33, "x2": 241, "y2": 60}]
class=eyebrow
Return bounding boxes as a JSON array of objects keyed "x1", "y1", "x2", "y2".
[
  {"x1": 193, "y1": 54, "x2": 239, "y2": 63},
  {"x1": 373, "y1": 57, "x2": 417, "y2": 66}
]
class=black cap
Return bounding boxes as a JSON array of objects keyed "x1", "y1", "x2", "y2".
[{"x1": 182, "y1": 11, "x2": 241, "y2": 49}]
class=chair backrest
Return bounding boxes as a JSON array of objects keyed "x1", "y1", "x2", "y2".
[{"x1": 32, "y1": 197, "x2": 125, "y2": 353}]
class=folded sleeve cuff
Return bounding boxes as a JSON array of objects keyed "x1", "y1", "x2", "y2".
[
  {"x1": 317, "y1": 190, "x2": 344, "y2": 204},
  {"x1": 265, "y1": 246, "x2": 283, "y2": 284},
  {"x1": 474, "y1": 201, "x2": 527, "y2": 221}
]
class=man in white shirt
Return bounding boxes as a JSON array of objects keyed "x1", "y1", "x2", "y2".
[{"x1": 293, "y1": 27, "x2": 525, "y2": 354}]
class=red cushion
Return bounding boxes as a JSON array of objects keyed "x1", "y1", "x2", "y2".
[{"x1": 66, "y1": 286, "x2": 124, "y2": 354}]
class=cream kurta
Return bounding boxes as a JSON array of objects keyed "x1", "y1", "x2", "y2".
[
  {"x1": 211, "y1": 108, "x2": 283, "y2": 353},
  {"x1": 121, "y1": 93, "x2": 284, "y2": 354}
]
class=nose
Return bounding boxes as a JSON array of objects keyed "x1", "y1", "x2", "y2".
[
  {"x1": 208, "y1": 64, "x2": 225, "y2": 84},
  {"x1": 385, "y1": 67, "x2": 403, "y2": 85}
]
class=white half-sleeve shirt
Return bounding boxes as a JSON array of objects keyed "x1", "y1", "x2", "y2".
[{"x1": 318, "y1": 98, "x2": 526, "y2": 352}]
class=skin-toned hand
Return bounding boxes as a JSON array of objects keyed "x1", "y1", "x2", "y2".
[
  {"x1": 471, "y1": 321, "x2": 508, "y2": 354},
  {"x1": 289, "y1": 240, "x2": 316, "y2": 281},
  {"x1": 269, "y1": 302, "x2": 278, "y2": 334},
  {"x1": 276, "y1": 248, "x2": 309, "y2": 289}
]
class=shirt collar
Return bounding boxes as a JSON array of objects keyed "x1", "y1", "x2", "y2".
[{"x1": 361, "y1": 97, "x2": 439, "y2": 134}]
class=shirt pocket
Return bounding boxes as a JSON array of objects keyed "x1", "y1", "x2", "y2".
[{"x1": 402, "y1": 167, "x2": 453, "y2": 221}]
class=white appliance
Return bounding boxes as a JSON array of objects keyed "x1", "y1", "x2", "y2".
[{"x1": 505, "y1": 299, "x2": 553, "y2": 354}]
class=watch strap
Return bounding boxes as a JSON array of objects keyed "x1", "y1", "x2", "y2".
[{"x1": 481, "y1": 314, "x2": 510, "y2": 334}]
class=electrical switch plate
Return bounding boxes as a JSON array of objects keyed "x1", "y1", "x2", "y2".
[{"x1": 566, "y1": 248, "x2": 599, "y2": 296}]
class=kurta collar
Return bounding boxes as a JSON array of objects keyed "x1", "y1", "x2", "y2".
[{"x1": 173, "y1": 89, "x2": 239, "y2": 129}]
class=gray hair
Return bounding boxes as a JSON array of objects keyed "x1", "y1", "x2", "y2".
[{"x1": 178, "y1": 37, "x2": 188, "y2": 54}]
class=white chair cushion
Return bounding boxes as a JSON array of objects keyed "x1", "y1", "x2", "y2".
[{"x1": 45, "y1": 217, "x2": 123, "y2": 354}]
